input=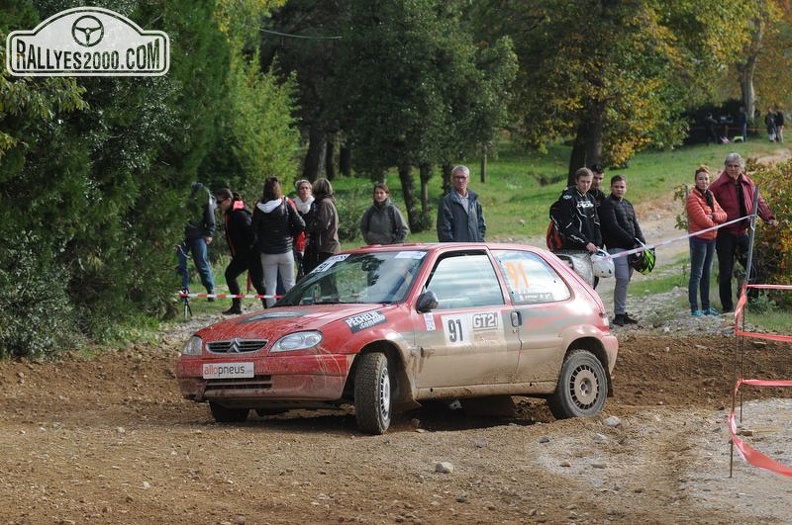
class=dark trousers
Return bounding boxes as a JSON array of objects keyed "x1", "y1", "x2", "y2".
[
  {"x1": 715, "y1": 232, "x2": 751, "y2": 312},
  {"x1": 225, "y1": 251, "x2": 266, "y2": 308}
]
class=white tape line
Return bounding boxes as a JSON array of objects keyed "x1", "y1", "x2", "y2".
[
  {"x1": 609, "y1": 213, "x2": 754, "y2": 259},
  {"x1": 177, "y1": 293, "x2": 280, "y2": 299}
]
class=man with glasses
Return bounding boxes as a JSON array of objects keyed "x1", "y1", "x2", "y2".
[
  {"x1": 709, "y1": 153, "x2": 778, "y2": 313},
  {"x1": 437, "y1": 165, "x2": 486, "y2": 242}
]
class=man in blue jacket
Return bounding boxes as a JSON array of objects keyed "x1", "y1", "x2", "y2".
[{"x1": 437, "y1": 165, "x2": 486, "y2": 242}]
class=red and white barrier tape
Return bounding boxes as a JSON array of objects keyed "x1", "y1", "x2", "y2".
[
  {"x1": 178, "y1": 292, "x2": 281, "y2": 300},
  {"x1": 729, "y1": 377, "x2": 792, "y2": 477},
  {"x1": 608, "y1": 214, "x2": 754, "y2": 260}
]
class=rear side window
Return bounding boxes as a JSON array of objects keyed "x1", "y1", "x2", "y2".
[
  {"x1": 425, "y1": 253, "x2": 504, "y2": 309},
  {"x1": 493, "y1": 250, "x2": 570, "y2": 304}
]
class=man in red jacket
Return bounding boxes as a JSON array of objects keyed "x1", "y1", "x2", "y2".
[{"x1": 709, "y1": 153, "x2": 778, "y2": 313}]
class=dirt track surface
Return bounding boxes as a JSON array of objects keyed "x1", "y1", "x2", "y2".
[{"x1": 1, "y1": 325, "x2": 791, "y2": 525}]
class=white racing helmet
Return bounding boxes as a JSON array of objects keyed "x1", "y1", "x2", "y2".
[{"x1": 590, "y1": 249, "x2": 614, "y2": 278}]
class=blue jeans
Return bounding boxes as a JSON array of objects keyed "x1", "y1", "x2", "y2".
[
  {"x1": 688, "y1": 237, "x2": 715, "y2": 311},
  {"x1": 177, "y1": 238, "x2": 215, "y2": 293}
]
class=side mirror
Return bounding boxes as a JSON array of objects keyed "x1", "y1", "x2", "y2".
[{"x1": 416, "y1": 291, "x2": 438, "y2": 313}]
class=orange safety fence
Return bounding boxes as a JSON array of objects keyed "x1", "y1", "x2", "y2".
[{"x1": 729, "y1": 283, "x2": 792, "y2": 477}]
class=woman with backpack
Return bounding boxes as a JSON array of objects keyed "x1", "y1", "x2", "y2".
[
  {"x1": 360, "y1": 182, "x2": 409, "y2": 245},
  {"x1": 252, "y1": 177, "x2": 305, "y2": 307}
]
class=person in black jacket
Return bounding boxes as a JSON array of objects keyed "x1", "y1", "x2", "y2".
[
  {"x1": 550, "y1": 167, "x2": 602, "y2": 254},
  {"x1": 599, "y1": 175, "x2": 645, "y2": 326},
  {"x1": 252, "y1": 177, "x2": 305, "y2": 307},
  {"x1": 588, "y1": 163, "x2": 607, "y2": 206},
  {"x1": 215, "y1": 188, "x2": 266, "y2": 315}
]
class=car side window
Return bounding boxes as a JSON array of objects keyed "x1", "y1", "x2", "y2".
[
  {"x1": 493, "y1": 250, "x2": 571, "y2": 304},
  {"x1": 425, "y1": 253, "x2": 504, "y2": 309}
]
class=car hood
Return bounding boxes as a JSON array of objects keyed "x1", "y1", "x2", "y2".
[{"x1": 194, "y1": 304, "x2": 392, "y2": 341}]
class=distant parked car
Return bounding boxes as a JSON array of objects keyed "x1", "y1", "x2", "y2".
[{"x1": 176, "y1": 243, "x2": 619, "y2": 434}]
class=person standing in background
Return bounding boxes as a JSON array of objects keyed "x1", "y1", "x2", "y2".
[
  {"x1": 764, "y1": 109, "x2": 777, "y2": 142},
  {"x1": 709, "y1": 153, "x2": 778, "y2": 313},
  {"x1": 599, "y1": 175, "x2": 645, "y2": 326},
  {"x1": 177, "y1": 182, "x2": 216, "y2": 300},
  {"x1": 252, "y1": 177, "x2": 305, "y2": 307},
  {"x1": 437, "y1": 165, "x2": 486, "y2": 242},
  {"x1": 215, "y1": 188, "x2": 266, "y2": 314},
  {"x1": 550, "y1": 167, "x2": 602, "y2": 254},
  {"x1": 588, "y1": 163, "x2": 607, "y2": 207},
  {"x1": 360, "y1": 182, "x2": 409, "y2": 245},
  {"x1": 685, "y1": 166, "x2": 726, "y2": 317},
  {"x1": 737, "y1": 106, "x2": 748, "y2": 142},
  {"x1": 292, "y1": 179, "x2": 314, "y2": 280},
  {"x1": 775, "y1": 108, "x2": 785, "y2": 143},
  {"x1": 303, "y1": 178, "x2": 340, "y2": 274}
]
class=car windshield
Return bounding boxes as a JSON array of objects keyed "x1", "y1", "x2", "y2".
[{"x1": 277, "y1": 250, "x2": 428, "y2": 306}]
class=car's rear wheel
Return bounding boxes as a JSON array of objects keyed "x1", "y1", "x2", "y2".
[
  {"x1": 209, "y1": 401, "x2": 249, "y2": 423},
  {"x1": 548, "y1": 349, "x2": 607, "y2": 419},
  {"x1": 354, "y1": 353, "x2": 392, "y2": 434}
]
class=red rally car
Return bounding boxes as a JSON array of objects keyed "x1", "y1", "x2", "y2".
[{"x1": 176, "y1": 243, "x2": 619, "y2": 434}]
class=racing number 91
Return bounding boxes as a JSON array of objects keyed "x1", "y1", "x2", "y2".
[{"x1": 447, "y1": 318, "x2": 463, "y2": 342}]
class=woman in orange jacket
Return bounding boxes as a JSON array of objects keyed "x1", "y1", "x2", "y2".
[{"x1": 686, "y1": 165, "x2": 727, "y2": 316}]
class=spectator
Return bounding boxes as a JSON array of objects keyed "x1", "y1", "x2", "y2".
[
  {"x1": 303, "y1": 178, "x2": 340, "y2": 275},
  {"x1": 685, "y1": 167, "x2": 726, "y2": 317},
  {"x1": 588, "y1": 163, "x2": 607, "y2": 206},
  {"x1": 764, "y1": 109, "x2": 777, "y2": 142},
  {"x1": 599, "y1": 175, "x2": 645, "y2": 326},
  {"x1": 704, "y1": 113, "x2": 719, "y2": 145},
  {"x1": 215, "y1": 188, "x2": 266, "y2": 314},
  {"x1": 737, "y1": 106, "x2": 748, "y2": 142},
  {"x1": 550, "y1": 167, "x2": 602, "y2": 254},
  {"x1": 775, "y1": 108, "x2": 785, "y2": 143},
  {"x1": 292, "y1": 179, "x2": 314, "y2": 280},
  {"x1": 360, "y1": 182, "x2": 409, "y2": 245},
  {"x1": 709, "y1": 153, "x2": 778, "y2": 313},
  {"x1": 252, "y1": 177, "x2": 305, "y2": 307},
  {"x1": 177, "y1": 182, "x2": 216, "y2": 300},
  {"x1": 437, "y1": 165, "x2": 486, "y2": 242}
]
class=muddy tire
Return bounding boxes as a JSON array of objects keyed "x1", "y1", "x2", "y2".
[
  {"x1": 548, "y1": 349, "x2": 608, "y2": 419},
  {"x1": 354, "y1": 353, "x2": 392, "y2": 435}
]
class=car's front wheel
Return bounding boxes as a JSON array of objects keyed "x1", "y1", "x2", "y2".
[
  {"x1": 209, "y1": 401, "x2": 249, "y2": 423},
  {"x1": 548, "y1": 349, "x2": 608, "y2": 419},
  {"x1": 354, "y1": 353, "x2": 392, "y2": 434}
]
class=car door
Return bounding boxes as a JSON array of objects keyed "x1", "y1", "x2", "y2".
[
  {"x1": 412, "y1": 251, "x2": 521, "y2": 390},
  {"x1": 492, "y1": 249, "x2": 572, "y2": 382}
]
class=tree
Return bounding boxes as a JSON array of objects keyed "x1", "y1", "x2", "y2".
[
  {"x1": 473, "y1": 0, "x2": 755, "y2": 183},
  {"x1": 735, "y1": 1, "x2": 792, "y2": 122},
  {"x1": 336, "y1": 0, "x2": 516, "y2": 230},
  {"x1": 259, "y1": 0, "x2": 345, "y2": 181}
]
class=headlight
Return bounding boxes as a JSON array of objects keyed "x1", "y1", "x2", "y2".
[
  {"x1": 272, "y1": 331, "x2": 323, "y2": 352},
  {"x1": 182, "y1": 336, "x2": 203, "y2": 355}
]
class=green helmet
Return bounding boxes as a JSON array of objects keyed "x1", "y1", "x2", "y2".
[{"x1": 628, "y1": 242, "x2": 655, "y2": 275}]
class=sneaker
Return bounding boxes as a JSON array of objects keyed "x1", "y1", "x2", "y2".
[
  {"x1": 622, "y1": 313, "x2": 639, "y2": 324},
  {"x1": 207, "y1": 290, "x2": 216, "y2": 302},
  {"x1": 703, "y1": 307, "x2": 719, "y2": 316},
  {"x1": 612, "y1": 314, "x2": 625, "y2": 326},
  {"x1": 691, "y1": 309, "x2": 703, "y2": 317}
]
